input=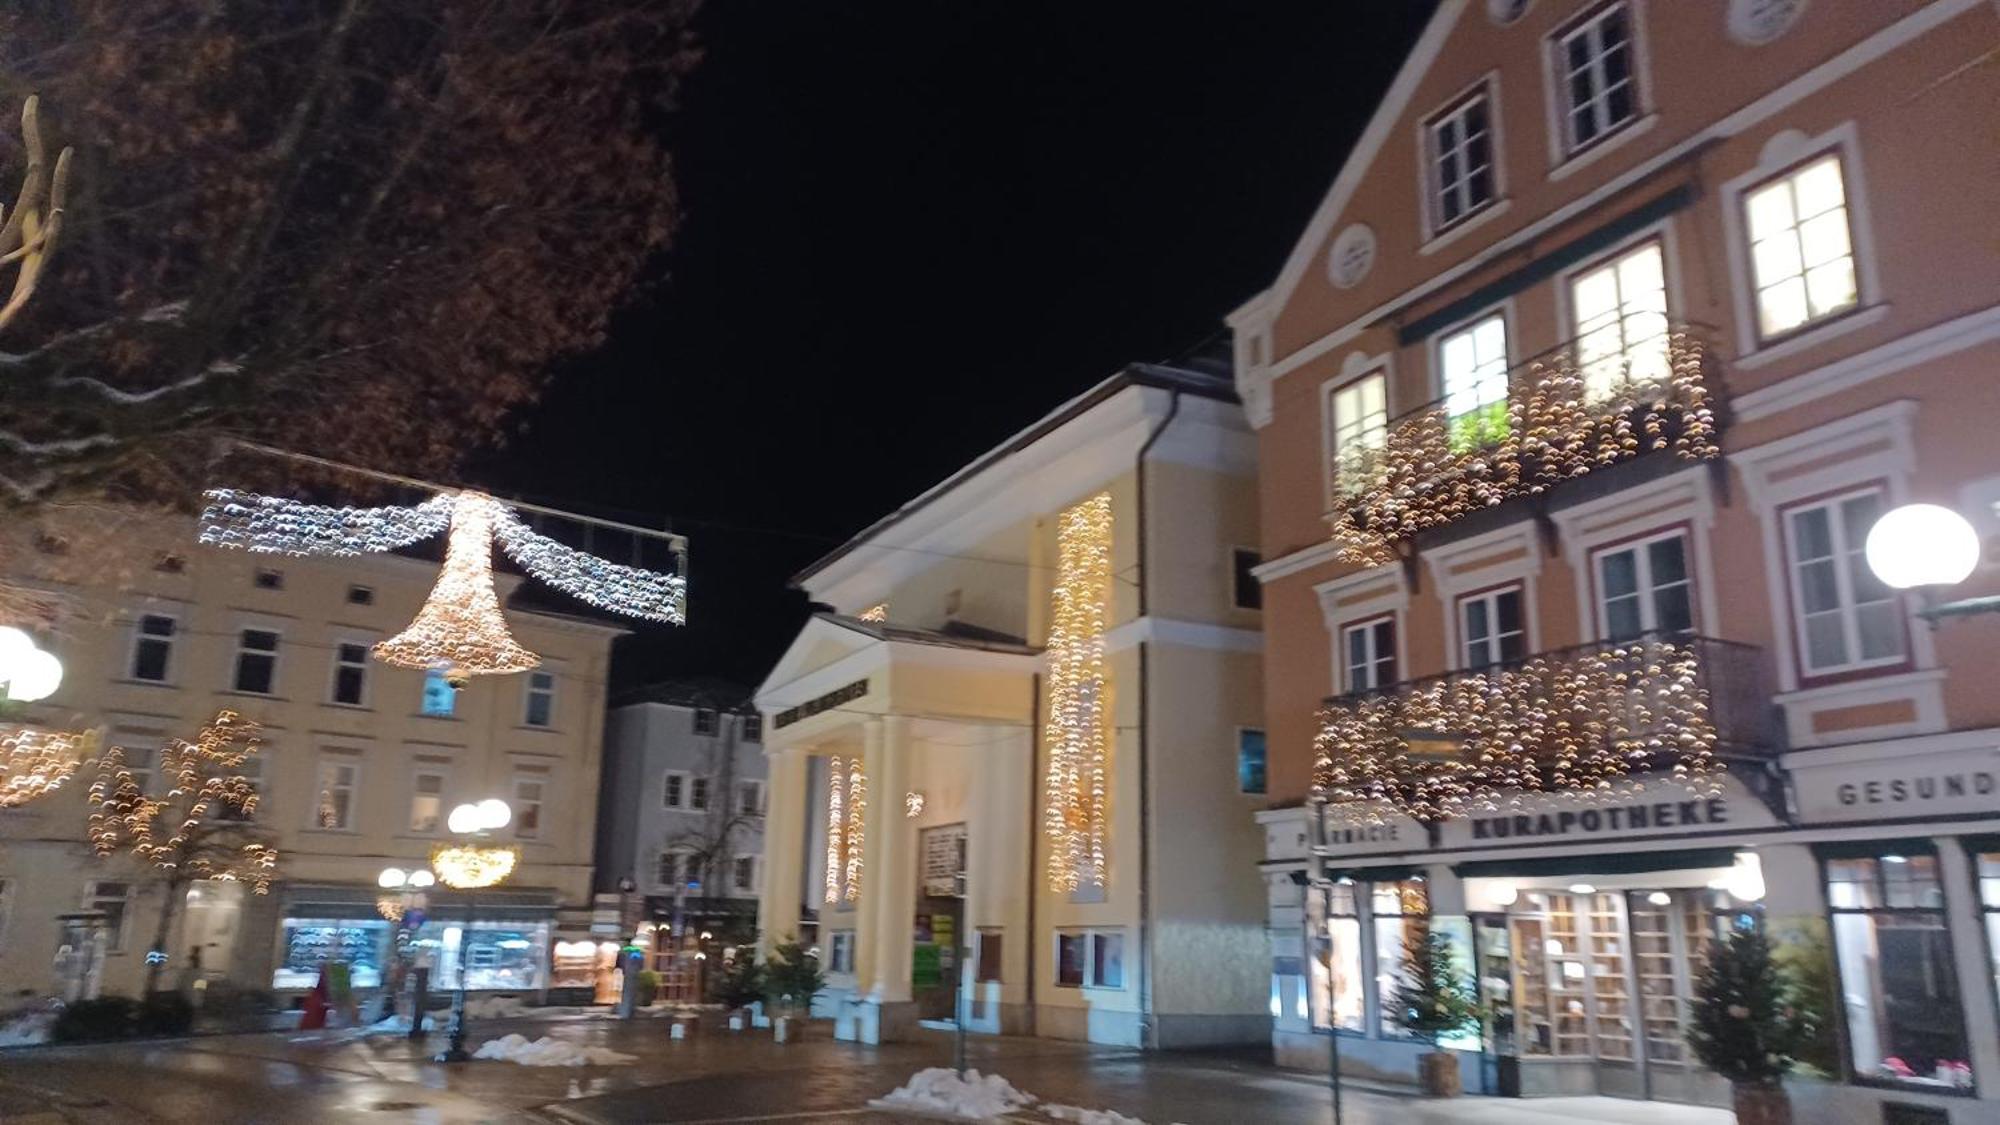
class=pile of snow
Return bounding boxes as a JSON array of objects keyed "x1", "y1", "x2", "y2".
[
  {"x1": 461, "y1": 995, "x2": 527, "y2": 1019},
  {"x1": 0, "y1": 1010, "x2": 54, "y2": 1047},
  {"x1": 1046, "y1": 1106, "x2": 1151, "y2": 1125},
  {"x1": 472, "y1": 1033, "x2": 634, "y2": 1067},
  {"x1": 873, "y1": 1068, "x2": 1036, "y2": 1120}
]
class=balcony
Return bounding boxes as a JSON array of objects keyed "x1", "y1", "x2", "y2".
[
  {"x1": 1329, "y1": 327, "x2": 1720, "y2": 565},
  {"x1": 1314, "y1": 633, "x2": 1773, "y2": 825}
]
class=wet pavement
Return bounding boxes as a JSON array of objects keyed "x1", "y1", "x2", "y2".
[{"x1": 0, "y1": 1013, "x2": 1731, "y2": 1124}]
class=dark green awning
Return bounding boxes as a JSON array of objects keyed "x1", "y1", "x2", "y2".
[{"x1": 1453, "y1": 847, "x2": 1740, "y2": 880}]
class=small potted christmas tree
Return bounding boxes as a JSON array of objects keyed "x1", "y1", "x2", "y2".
[
  {"x1": 1388, "y1": 925, "x2": 1481, "y2": 1097},
  {"x1": 762, "y1": 938, "x2": 826, "y2": 1044},
  {"x1": 1687, "y1": 924, "x2": 1801, "y2": 1125},
  {"x1": 709, "y1": 953, "x2": 765, "y2": 1032}
]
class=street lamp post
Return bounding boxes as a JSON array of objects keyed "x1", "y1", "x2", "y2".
[
  {"x1": 376, "y1": 866, "x2": 434, "y2": 1025},
  {"x1": 431, "y1": 798, "x2": 517, "y2": 1063}
]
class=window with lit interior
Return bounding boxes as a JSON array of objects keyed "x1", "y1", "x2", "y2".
[
  {"x1": 1438, "y1": 314, "x2": 1509, "y2": 452},
  {"x1": 1329, "y1": 372, "x2": 1388, "y2": 493},
  {"x1": 1824, "y1": 851, "x2": 1969, "y2": 1089},
  {"x1": 1744, "y1": 153, "x2": 1859, "y2": 342},
  {"x1": 1571, "y1": 240, "x2": 1668, "y2": 401}
]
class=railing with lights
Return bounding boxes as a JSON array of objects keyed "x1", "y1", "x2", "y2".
[
  {"x1": 1328, "y1": 327, "x2": 1720, "y2": 564},
  {"x1": 1314, "y1": 633, "x2": 1771, "y2": 825}
]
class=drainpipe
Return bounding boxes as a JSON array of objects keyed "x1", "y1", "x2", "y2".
[
  {"x1": 1026, "y1": 671, "x2": 1042, "y2": 1038},
  {"x1": 1133, "y1": 386, "x2": 1182, "y2": 1050}
]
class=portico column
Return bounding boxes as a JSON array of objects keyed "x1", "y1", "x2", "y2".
[
  {"x1": 758, "y1": 745, "x2": 808, "y2": 955},
  {"x1": 869, "y1": 715, "x2": 917, "y2": 1003}
]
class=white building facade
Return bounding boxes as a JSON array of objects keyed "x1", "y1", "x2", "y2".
[
  {"x1": 0, "y1": 507, "x2": 619, "y2": 1000},
  {"x1": 754, "y1": 361, "x2": 1271, "y2": 1048}
]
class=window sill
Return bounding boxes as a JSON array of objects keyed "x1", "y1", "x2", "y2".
[
  {"x1": 111, "y1": 678, "x2": 179, "y2": 690},
  {"x1": 221, "y1": 690, "x2": 286, "y2": 702},
  {"x1": 321, "y1": 701, "x2": 373, "y2": 713},
  {"x1": 514, "y1": 724, "x2": 559, "y2": 735},
  {"x1": 1736, "y1": 303, "x2": 1890, "y2": 371},
  {"x1": 1419, "y1": 198, "x2": 1513, "y2": 258},
  {"x1": 297, "y1": 827, "x2": 361, "y2": 836},
  {"x1": 412, "y1": 713, "x2": 461, "y2": 722},
  {"x1": 1548, "y1": 114, "x2": 1658, "y2": 183}
]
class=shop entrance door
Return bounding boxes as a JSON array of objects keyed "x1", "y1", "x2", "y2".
[{"x1": 1624, "y1": 889, "x2": 1732, "y2": 1106}]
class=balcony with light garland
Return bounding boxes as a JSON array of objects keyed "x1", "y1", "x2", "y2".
[
  {"x1": 1327, "y1": 325, "x2": 1721, "y2": 566},
  {"x1": 1313, "y1": 632, "x2": 1779, "y2": 827}
]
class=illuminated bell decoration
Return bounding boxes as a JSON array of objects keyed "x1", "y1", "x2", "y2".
[
  {"x1": 430, "y1": 843, "x2": 520, "y2": 890},
  {"x1": 0, "y1": 724, "x2": 95, "y2": 808},
  {"x1": 373, "y1": 492, "x2": 540, "y2": 680}
]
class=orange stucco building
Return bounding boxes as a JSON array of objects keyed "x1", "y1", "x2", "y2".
[{"x1": 1230, "y1": 1, "x2": 2000, "y2": 1118}]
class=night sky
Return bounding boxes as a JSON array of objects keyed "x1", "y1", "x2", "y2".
[{"x1": 476, "y1": 2, "x2": 1438, "y2": 693}]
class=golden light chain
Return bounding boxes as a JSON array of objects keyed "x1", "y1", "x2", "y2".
[
  {"x1": 86, "y1": 709, "x2": 277, "y2": 892},
  {"x1": 0, "y1": 725, "x2": 93, "y2": 808},
  {"x1": 1043, "y1": 493, "x2": 1113, "y2": 893},
  {"x1": 824, "y1": 755, "x2": 846, "y2": 905}
]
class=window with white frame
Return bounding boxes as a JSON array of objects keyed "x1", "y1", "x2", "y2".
[
  {"x1": 131, "y1": 614, "x2": 176, "y2": 683},
  {"x1": 1055, "y1": 928, "x2": 1126, "y2": 989},
  {"x1": 829, "y1": 930, "x2": 856, "y2": 974},
  {"x1": 1342, "y1": 616, "x2": 1398, "y2": 693},
  {"x1": 523, "y1": 670, "x2": 555, "y2": 728},
  {"x1": 1571, "y1": 240, "x2": 1668, "y2": 400},
  {"x1": 85, "y1": 881, "x2": 131, "y2": 951},
  {"x1": 1783, "y1": 489, "x2": 1903, "y2": 675},
  {"x1": 656, "y1": 849, "x2": 692, "y2": 889},
  {"x1": 1744, "y1": 153, "x2": 1859, "y2": 341},
  {"x1": 330, "y1": 642, "x2": 369, "y2": 706},
  {"x1": 1555, "y1": 2, "x2": 1638, "y2": 154},
  {"x1": 689, "y1": 776, "x2": 710, "y2": 811},
  {"x1": 1372, "y1": 879, "x2": 1432, "y2": 1038},
  {"x1": 232, "y1": 629, "x2": 279, "y2": 695},
  {"x1": 1329, "y1": 372, "x2": 1388, "y2": 491},
  {"x1": 410, "y1": 770, "x2": 445, "y2": 834},
  {"x1": 513, "y1": 777, "x2": 544, "y2": 839},
  {"x1": 692, "y1": 708, "x2": 718, "y2": 736},
  {"x1": 662, "y1": 771, "x2": 689, "y2": 810},
  {"x1": 313, "y1": 759, "x2": 358, "y2": 830},
  {"x1": 731, "y1": 855, "x2": 758, "y2": 893},
  {"x1": 1825, "y1": 852, "x2": 1968, "y2": 1089},
  {"x1": 1460, "y1": 586, "x2": 1526, "y2": 669},
  {"x1": 737, "y1": 779, "x2": 765, "y2": 817},
  {"x1": 742, "y1": 714, "x2": 763, "y2": 742},
  {"x1": 1427, "y1": 89, "x2": 1496, "y2": 230},
  {"x1": 1438, "y1": 314, "x2": 1510, "y2": 451},
  {"x1": 1593, "y1": 531, "x2": 1693, "y2": 641}
]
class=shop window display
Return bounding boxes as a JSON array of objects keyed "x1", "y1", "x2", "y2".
[
  {"x1": 405, "y1": 919, "x2": 550, "y2": 992},
  {"x1": 1311, "y1": 882, "x2": 1366, "y2": 1032},
  {"x1": 1825, "y1": 854, "x2": 1970, "y2": 1089},
  {"x1": 1372, "y1": 878, "x2": 1430, "y2": 1036},
  {"x1": 272, "y1": 917, "x2": 389, "y2": 990}
]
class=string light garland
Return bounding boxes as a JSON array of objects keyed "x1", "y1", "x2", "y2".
[
  {"x1": 844, "y1": 756, "x2": 866, "y2": 902},
  {"x1": 0, "y1": 724, "x2": 95, "y2": 808},
  {"x1": 200, "y1": 490, "x2": 455, "y2": 556},
  {"x1": 373, "y1": 491, "x2": 540, "y2": 681},
  {"x1": 429, "y1": 843, "x2": 520, "y2": 890},
  {"x1": 86, "y1": 709, "x2": 277, "y2": 892},
  {"x1": 1043, "y1": 492, "x2": 1112, "y2": 893},
  {"x1": 824, "y1": 755, "x2": 846, "y2": 905},
  {"x1": 1330, "y1": 332, "x2": 1718, "y2": 564},
  {"x1": 858, "y1": 604, "x2": 887, "y2": 623},
  {"x1": 1314, "y1": 637, "x2": 1723, "y2": 826},
  {"x1": 491, "y1": 507, "x2": 684, "y2": 624}
]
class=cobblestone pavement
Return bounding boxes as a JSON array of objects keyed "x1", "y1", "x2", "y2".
[{"x1": 0, "y1": 1013, "x2": 1729, "y2": 1125}]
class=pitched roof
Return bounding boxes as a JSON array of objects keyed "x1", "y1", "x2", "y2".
[
  {"x1": 611, "y1": 676, "x2": 755, "y2": 712},
  {"x1": 818, "y1": 612, "x2": 1042, "y2": 656}
]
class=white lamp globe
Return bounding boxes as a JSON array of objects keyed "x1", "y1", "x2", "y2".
[
  {"x1": 408, "y1": 870, "x2": 435, "y2": 889},
  {"x1": 7, "y1": 647, "x2": 63, "y2": 702},
  {"x1": 1866, "y1": 503, "x2": 1980, "y2": 589},
  {"x1": 0, "y1": 626, "x2": 34, "y2": 683},
  {"x1": 476, "y1": 797, "x2": 513, "y2": 830},
  {"x1": 378, "y1": 867, "x2": 407, "y2": 890},
  {"x1": 447, "y1": 803, "x2": 482, "y2": 835}
]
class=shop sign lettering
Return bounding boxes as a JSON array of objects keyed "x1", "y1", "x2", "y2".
[{"x1": 1468, "y1": 798, "x2": 1729, "y2": 841}]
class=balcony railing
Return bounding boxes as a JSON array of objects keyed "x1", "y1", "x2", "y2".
[
  {"x1": 1328, "y1": 327, "x2": 1720, "y2": 564},
  {"x1": 1314, "y1": 633, "x2": 1770, "y2": 825}
]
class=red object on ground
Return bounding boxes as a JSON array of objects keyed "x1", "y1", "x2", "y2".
[{"x1": 299, "y1": 967, "x2": 330, "y2": 1030}]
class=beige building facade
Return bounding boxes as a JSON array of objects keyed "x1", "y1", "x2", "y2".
[
  {"x1": 0, "y1": 507, "x2": 618, "y2": 1001},
  {"x1": 754, "y1": 362, "x2": 1271, "y2": 1048},
  {"x1": 1231, "y1": 1, "x2": 2000, "y2": 1120}
]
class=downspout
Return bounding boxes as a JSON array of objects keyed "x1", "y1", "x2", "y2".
[
  {"x1": 1026, "y1": 670, "x2": 1042, "y2": 1037},
  {"x1": 1133, "y1": 386, "x2": 1182, "y2": 1050}
]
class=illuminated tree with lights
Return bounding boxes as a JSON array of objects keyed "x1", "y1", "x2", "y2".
[
  {"x1": 0, "y1": 1, "x2": 697, "y2": 504},
  {"x1": 87, "y1": 709, "x2": 277, "y2": 995}
]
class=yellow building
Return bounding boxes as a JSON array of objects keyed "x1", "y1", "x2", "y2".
[
  {"x1": 0, "y1": 507, "x2": 619, "y2": 1000},
  {"x1": 755, "y1": 360, "x2": 1270, "y2": 1047}
]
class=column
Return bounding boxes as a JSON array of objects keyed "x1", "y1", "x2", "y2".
[
  {"x1": 870, "y1": 715, "x2": 918, "y2": 1004},
  {"x1": 757, "y1": 746, "x2": 809, "y2": 955}
]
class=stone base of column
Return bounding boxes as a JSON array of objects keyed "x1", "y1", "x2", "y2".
[{"x1": 834, "y1": 997, "x2": 920, "y2": 1044}]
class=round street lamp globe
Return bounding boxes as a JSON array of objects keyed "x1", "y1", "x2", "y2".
[
  {"x1": 0, "y1": 626, "x2": 34, "y2": 683},
  {"x1": 446, "y1": 803, "x2": 482, "y2": 835},
  {"x1": 476, "y1": 797, "x2": 512, "y2": 830},
  {"x1": 1865, "y1": 503, "x2": 1980, "y2": 589},
  {"x1": 408, "y1": 869, "x2": 435, "y2": 889},
  {"x1": 7, "y1": 647, "x2": 63, "y2": 702},
  {"x1": 378, "y1": 867, "x2": 407, "y2": 889}
]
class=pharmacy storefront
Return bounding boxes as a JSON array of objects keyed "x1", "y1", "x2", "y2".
[
  {"x1": 271, "y1": 883, "x2": 559, "y2": 998},
  {"x1": 1263, "y1": 753, "x2": 2000, "y2": 1122}
]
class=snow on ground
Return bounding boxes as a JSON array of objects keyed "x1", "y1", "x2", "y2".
[
  {"x1": 1045, "y1": 1105, "x2": 1154, "y2": 1125},
  {"x1": 461, "y1": 995, "x2": 528, "y2": 1019},
  {"x1": 0, "y1": 1010, "x2": 53, "y2": 1047},
  {"x1": 873, "y1": 1068, "x2": 1037, "y2": 1120},
  {"x1": 471, "y1": 1033, "x2": 635, "y2": 1067}
]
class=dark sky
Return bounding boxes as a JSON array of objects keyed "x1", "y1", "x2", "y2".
[{"x1": 477, "y1": 1, "x2": 1437, "y2": 693}]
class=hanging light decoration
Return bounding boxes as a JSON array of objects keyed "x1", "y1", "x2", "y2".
[
  {"x1": 0, "y1": 724, "x2": 95, "y2": 808},
  {"x1": 824, "y1": 755, "x2": 847, "y2": 905},
  {"x1": 430, "y1": 843, "x2": 520, "y2": 890},
  {"x1": 198, "y1": 484, "x2": 686, "y2": 681},
  {"x1": 1043, "y1": 492, "x2": 1112, "y2": 893},
  {"x1": 844, "y1": 756, "x2": 867, "y2": 903},
  {"x1": 372, "y1": 492, "x2": 540, "y2": 682}
]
